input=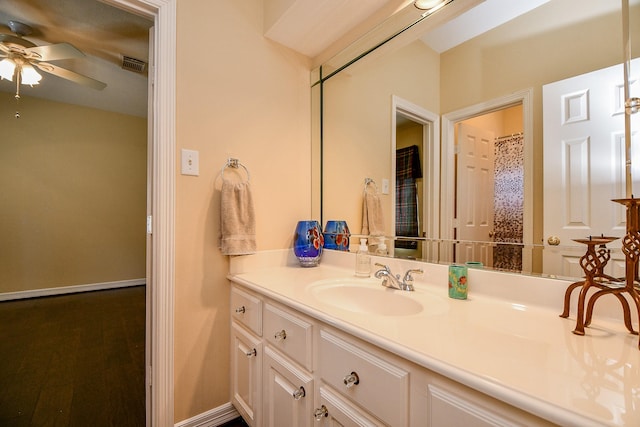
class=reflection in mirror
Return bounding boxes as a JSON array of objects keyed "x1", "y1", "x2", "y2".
[{"x1": 317, "y1": 0, "x2": 640, "y2": 280}]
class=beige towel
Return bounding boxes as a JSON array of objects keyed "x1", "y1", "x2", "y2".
[
  {"x1": 361, "y1": 187, "x2": 385, "y2": 236},
  {"x1": 220, "y1": 180, "x2": 256, "y2": 255}
]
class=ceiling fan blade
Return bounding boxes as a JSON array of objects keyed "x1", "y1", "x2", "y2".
[
  {"x1": 0, "y1": 33, "x2": 37, "y2": 48},
  {"x1": 0, "y1": 42, "x2": 11, "y2": 54},
  {"x1": 34, "y1": 62, "x2": 106, "y2": 90},
  {"x1": 26, "y1": 42, "x2": 85, "y2": 61}
]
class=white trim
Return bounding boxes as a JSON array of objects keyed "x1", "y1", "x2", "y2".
[
  {"x1": 441, "y1": 88, "x2": 533, "y2": 269},
  {"x1": 391, "y1": 95, "x2": 441, "y2": 258},
  {"x1": 174, "y1": 403, "x2": 240, "y2": 427},
  {"x1": 0, "y1": 279, "x2": 145, "y2": 301},
  {"x1": 103, "y1": 1, "x2": 176, "y2": 426}
]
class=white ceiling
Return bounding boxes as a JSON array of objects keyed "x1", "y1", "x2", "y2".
[{"x1": 0, "y1": 0, "x2": 152, "y2": 117}]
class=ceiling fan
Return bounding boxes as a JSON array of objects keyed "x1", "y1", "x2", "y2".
[{"x1": 0, "y1": 20, "x2": 107, "y2": 93}]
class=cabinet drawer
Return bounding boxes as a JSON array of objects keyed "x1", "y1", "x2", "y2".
[
  {"x1": 264, "y1": 302, "x2": 313, "y2": 371},
  {"x1": 231, "y1": 285, "x2": 262, "y2": 336},
  {"x1": 318, "y1": 329, "x2": 409, "y2": 427}
]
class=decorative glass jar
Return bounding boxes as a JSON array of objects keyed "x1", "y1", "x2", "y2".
[{"x1": 293, "y1": 220, "x2": 324, "y2": 267}]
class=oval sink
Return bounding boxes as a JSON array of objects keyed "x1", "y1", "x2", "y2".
[{"x1": 308, "y1": 278, "x2": 424, "y2": 316}]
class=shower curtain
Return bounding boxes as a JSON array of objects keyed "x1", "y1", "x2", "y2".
[
  {"x1": 396, "y1": 145, "x2": 422, "y2": 249},
  {"x1": 493, "y1": 133, "x2": 524, "y2": 270}
]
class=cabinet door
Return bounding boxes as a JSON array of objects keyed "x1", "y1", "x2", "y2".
[
  {"x1": 314, "y1": 385, "x2": 382, "y2": 427},
  {"x1": 231, "y1": 322, "x2": 262, "y2": 427},
  {"x1": 263, "y1": 346, "x2": 313, "y2": 427}
]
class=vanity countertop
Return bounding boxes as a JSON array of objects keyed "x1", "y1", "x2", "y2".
[{"x1": 228, "y1": 251, "x2": 640, "y2": 427}]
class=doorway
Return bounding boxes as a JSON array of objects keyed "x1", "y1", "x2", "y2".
[
  {"x1": 392, "y1": 96, "x2": 440, "y2": 262},
  {"x1": 107, "y1": 0, "x2": 175, "y2": 425},
  {"x1": 454, "y1": 107, "x2": 524, "y2": 269},
  {"x1": 441, "y1": 89, "x2": 534, "y2": 271}
]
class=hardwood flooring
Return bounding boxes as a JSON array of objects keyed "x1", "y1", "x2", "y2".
[{"x1": 0, "y1": 286, "x2": 146, "y2": 426}]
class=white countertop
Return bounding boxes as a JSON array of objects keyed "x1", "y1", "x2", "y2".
[{"x1": 228, "y1": 250, "x2": 640, "y2": 427}]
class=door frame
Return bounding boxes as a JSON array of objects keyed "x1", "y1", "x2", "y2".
[
  {"x1": 104, "y1": 0, "x2": 176, "y2": 425},
  {"x1": 441, "y1": 88, "x2": 533, "y2": 270},
  {"x1": 391, "y1": 95, "x2": 440, "y2": 259}
]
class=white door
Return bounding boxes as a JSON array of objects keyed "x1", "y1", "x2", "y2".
[
  {"x1": 542, "y1": 59, "x2": 640, "y2": 278},
  {"x1": 456, "y1": 123, "x2": 495, "y2": 266}
]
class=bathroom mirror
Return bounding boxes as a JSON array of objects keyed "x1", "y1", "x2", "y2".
[{"x1": 315, "y1": 0, "x2": 640, "y2": 279}]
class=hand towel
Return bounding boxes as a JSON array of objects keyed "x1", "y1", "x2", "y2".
[
  {"x1": 220, "y1": 179, "x2": 257, "y2": 255},
  {"x1": 361, "y1": 186, "x2": 385, "y2": 236}
]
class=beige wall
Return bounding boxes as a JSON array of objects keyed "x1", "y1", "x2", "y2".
[
  {"x1": 174, "y1": 0, "x2": 311, "y2": 421},
  {"x1": 0, "y1": 93, "x2": 147, "y2": 293},
  {"x1": 323, "y1": 39, "x2": 440, "y2": 239}
]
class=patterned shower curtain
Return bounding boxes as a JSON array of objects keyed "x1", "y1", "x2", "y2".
[
  {"x1": 396, "y1": 145, "x2": 422, "y2": 249},
  {"x1": 493, "y1": 134, "x2": 524, "y2": 270}
]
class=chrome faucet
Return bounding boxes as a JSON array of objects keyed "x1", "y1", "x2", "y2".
[{"x1": 374, "y1": 263, "x2": 423, "y2": 291}]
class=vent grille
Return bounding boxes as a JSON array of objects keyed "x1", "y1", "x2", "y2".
[{"x1": 121, "y1": 55, "x2": 147, "y2": 73}]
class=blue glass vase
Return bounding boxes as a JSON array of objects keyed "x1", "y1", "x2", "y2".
[
  {"x1": 293, "y1": 220, "x2": 324, "y2": 267},
  {"x1": 323, "y1": 220, "x2": 350, "y2": 251}
]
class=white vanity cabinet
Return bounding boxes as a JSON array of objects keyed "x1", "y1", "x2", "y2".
[
  {"x1": 262, "y1": 301, "x2": 315, "y2": 427},
  {"x1": 317, "y1": 328, "x2": 410, "y2": 426},
  {"x1": 230, "y1": 282, "x2": 556, "y2": 427},
  {"x1": 230, "y1": 286, "x2": 263, "y2": 426}
]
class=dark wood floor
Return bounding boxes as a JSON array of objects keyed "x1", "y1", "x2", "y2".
[{"x1": 0, "y1": 286, "x2": 146, "y2": 426}]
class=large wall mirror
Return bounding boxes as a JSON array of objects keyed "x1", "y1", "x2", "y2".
[{"x1": 313, "y1": 0, "x2": 640, "y2": 280}]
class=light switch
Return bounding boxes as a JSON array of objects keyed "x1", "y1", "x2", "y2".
[
  {"x1": 181, "y1": 149, "x2": 199, "y2": 176},
  {"x1": 382, "y1": 179, "x2": 390, "y2": 194}
]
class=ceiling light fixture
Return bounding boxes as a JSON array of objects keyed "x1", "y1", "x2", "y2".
[
  {"x1": 0, "y1": 56, "x2": 42, "y2": 118},
  {"x1": 414, "y1": 0, "x2": 446, "y2": 10}
]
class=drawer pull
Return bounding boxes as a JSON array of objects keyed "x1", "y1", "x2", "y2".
[
  {"x1": 274, "y1": 329, "x2": 287, "y2": 341},
  {"x1": 235, "y1": 306, "x2": 246, "y2": 314},
  {"x1": 313, "y1": 405, "x2": 328, "y2": 421},
  {"x1": 245, "y1": 348, "x2": 257, "y2": 358},
  {"x1": 292, "y1": 386, "x2": 305, "y2": 400},
  {"x1": 343, "y1": 371, "x2": 360, "y2": 388}
]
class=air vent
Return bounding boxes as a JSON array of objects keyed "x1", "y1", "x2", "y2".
[{"x1": 121, "y1": 55, "x2": 147, "y2": 73}]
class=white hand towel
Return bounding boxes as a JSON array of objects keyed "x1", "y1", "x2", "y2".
[
  {"x1": 361, "y1": 187, "x2": 385, "y2": 236},
  {"x1": 220, "y1": 180, "x2": 257, "y2": 255}
]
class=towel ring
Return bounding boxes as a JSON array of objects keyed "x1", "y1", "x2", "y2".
[
  {"x1": 364, "y1": 178, "x2": 378, "y2": 193},
  {"x1": 221, "y1": 158, "x2": 250, "y2": 182}
]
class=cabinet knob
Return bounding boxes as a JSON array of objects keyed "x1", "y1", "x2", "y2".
[
  {"x1": 274, "y1": 329, "x2": 287, "y2": 341},
  {"x1": 292, "y1": 386, "x2": 305, "y2": 400},
  {"x1": 343, "y1": 371, "x2": 360, "y2": 388},
  {"x1": 313, "y1": 405, "x2": 328, "y2": 421},
  {"x1": 245, "y1": 348, "x2": 257, "y2": 358},
  {"x1": 235, "y1": 306, "x2": 246, "y2": 314}
]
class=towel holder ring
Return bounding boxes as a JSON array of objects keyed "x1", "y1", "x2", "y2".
[
  {"x1": 222, "y1": 158, "x2": 250, "y2": 182},
  {"x1": 364, "y1": 177, "x2": 378, "y2": 193}
]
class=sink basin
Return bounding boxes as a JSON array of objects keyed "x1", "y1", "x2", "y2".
[{"x1": 308, "y1": 278, "x2": 424, "y2": 316}]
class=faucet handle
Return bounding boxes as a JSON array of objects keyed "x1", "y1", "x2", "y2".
[
  {"x1": 403, "y1": 268, "x2": 423, "y2": 284},
  {"x1": 374, "y1": 263, "x2": 391, "y2": 271}
]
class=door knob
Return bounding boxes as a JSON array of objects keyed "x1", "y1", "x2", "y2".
[{"x1": 547, "y1": 236, "x2": 560, "y2": 246}]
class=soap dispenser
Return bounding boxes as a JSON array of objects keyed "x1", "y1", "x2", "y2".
[
  {"x1": 375, "y1": 238, "x2": 387, "y2": 256},
  {"x1": 355, "y1": 238, "x2": 371, "y2": 277}
]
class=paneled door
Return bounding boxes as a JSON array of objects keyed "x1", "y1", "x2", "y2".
[
  {"x1": 456, "y1": 123, "x2": 495, "y2": 266},
  {"x1": 542, "y1": 59, "x2": 640, "y2": 278}
]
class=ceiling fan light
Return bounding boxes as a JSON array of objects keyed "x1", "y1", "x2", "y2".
[
  {"x1": 21, "y1": 63, "x2": 42, "y2": 85},
  {"x1": 0, "y1": 58, "x2": 16, "y2": 81},
  {"x1": 414, "y1": 0, "x2": 445, "y2": 10}
]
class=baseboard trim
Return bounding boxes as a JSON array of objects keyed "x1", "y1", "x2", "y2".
[
  {"x1": 174, "y1": 402, "x2": 240, "y2": 427},
  {"x1": 0, "y1": 278, "x2": 146, "y2": 301}
]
